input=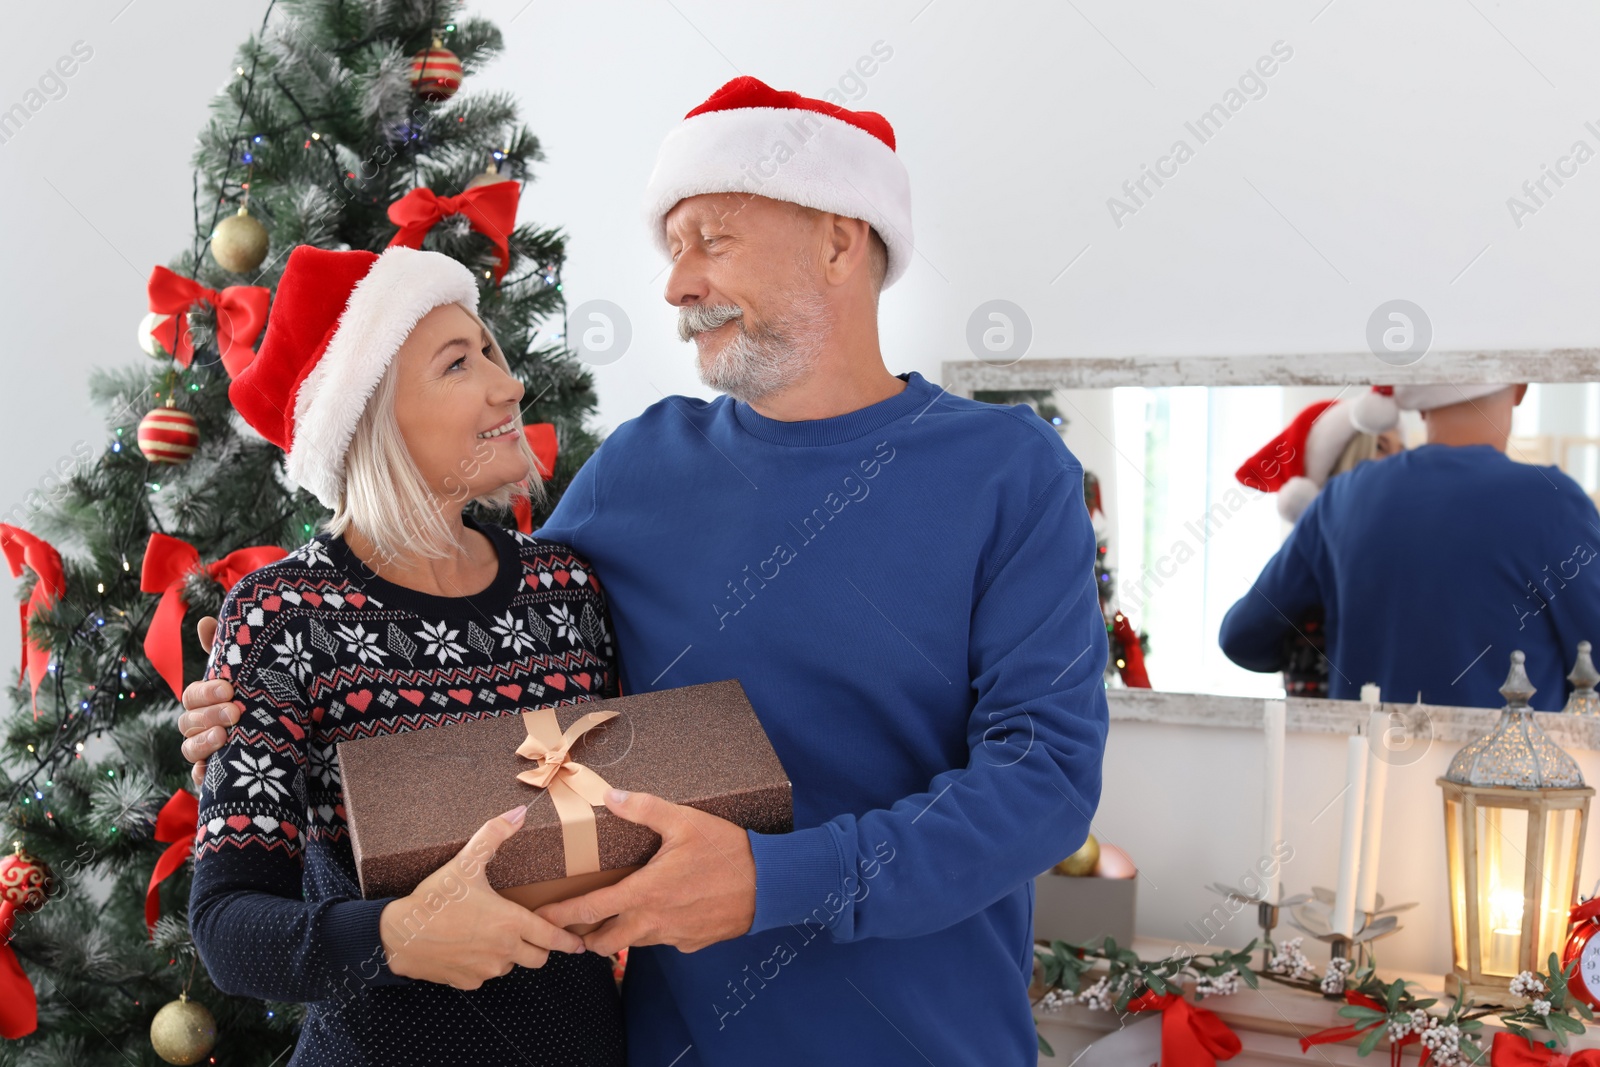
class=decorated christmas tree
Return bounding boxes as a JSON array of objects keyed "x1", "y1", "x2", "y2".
[{"x1": 0, "y1": 2, "x2": 598, "y2": 1062}]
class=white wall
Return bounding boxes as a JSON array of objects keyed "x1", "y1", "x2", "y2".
[{"x1": 7, "y1": 0, "x2": 1600, "y2": 974}]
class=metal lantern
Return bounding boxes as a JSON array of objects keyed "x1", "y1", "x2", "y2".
[
  {"x1": 1564, "y1": 641, "x2": 1600, "y2": 716},
  {"x1": 1439, "y1": 650, "x2": 1593, "y2": 1001}
]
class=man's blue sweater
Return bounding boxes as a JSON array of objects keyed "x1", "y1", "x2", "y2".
[
  {"x1": 537, "y1": 370, "x2": 1110, "y2": 1066},
  {"x1": 1220, "y1": 442, "x2": 1600, "y2": 710}
]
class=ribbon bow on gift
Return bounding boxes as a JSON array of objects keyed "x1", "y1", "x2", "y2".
[
  {"x1": 144, "y1": 787, "x2": 199, "y2": 937},
  {"x1": 146, "y1": 265, "x2": 270, "y2": 377},
  {"x1": 516, "y1": 707, "x2": 620, "y2": 875},
  {"x1": 386, "y1": 182, "x2": 520, "y2": 284},
  {"x1": 0, "y1": 525, "x2": 65, "y2": 720},
  {"x1": 1127, "y1": 991, "x2": 1242, "y2": 1067},
  {"x1": 139, "y1": 532, "x2": 287, "y2": 700},
  {"x1": 1299, "y1": 991, "x2": 1425, "y2": 1066},
  {"x1": 1492, "y1": 1032, "x2": 1600, "y2": 1066}
]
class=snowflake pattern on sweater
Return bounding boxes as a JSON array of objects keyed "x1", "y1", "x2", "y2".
[{"x1": 188, "y1": 516, "x2": 626, "y2": 1067}]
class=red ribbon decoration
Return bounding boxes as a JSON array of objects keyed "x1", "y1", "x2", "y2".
[
  {"x1": 0, "y1": 897, "x2": 36, "y2": 1037},
  {"x1": 146, "y1": 266, "x2": 270, "y2": 378},
  {"x1": 139, "y1": 532, "x2": 287, "y2": 700},
  {"x1": 385, "y1": 181, "x2": 520, "y2": 284},
  {"x1": 1492, "y1": 1032, "x2": 1600, "y2": 1066},
  {"x1": 1298, "y1": 991, "x2": 1427, "y2": 1066},
  {"x1": 513, "y1": 424, "x2": 560, "y2": 535},
  {"x1": 144, "y1": 788, "x2": 200, "y2": 938},
  {"x1": 1127, "y1": 991, "x2": 1242, "y2": 1067},
  {"x1": 0, "y1": 525, "x2": 65, "y2": 721}
]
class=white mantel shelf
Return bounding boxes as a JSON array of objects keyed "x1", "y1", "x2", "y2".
[
  {"x1": 1036, "y1": 936, "x2": 1600, "y2": 1064},
  {"x1": 1106, "y1": 687, "x2": 1600, "y2": 751}
]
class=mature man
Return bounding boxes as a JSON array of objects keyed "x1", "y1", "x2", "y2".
[
  {"x1": 179, "y1": 76, "x2": 1109, "y2": 1065},
  {"x1": 1221, "y1": 383, "x2": 1600, "y2": 710}
]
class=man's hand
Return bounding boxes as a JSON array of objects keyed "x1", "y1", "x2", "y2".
[
  {"x1": 535, "y1": 789, "x2": 757, "y2": 958},
  {"x1": 175, "y1": 616, "x2": 234, "y2": 787}
]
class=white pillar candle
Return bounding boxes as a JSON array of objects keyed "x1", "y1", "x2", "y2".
[
  {"x1": 1261, "y1": 700, "x2": 1286, "y2": 902},
  {"x1": 1355, "y1": 710, "x2": 1390, "y2": 916},
  {"x1": 1360, "y1": 682, "x2": 1380, "y2": 705},
  {"x1": 1331, "y1": 733, "x2": 1368, "y2": 938}
]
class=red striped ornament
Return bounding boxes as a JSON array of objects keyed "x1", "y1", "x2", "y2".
[
  {"x1": 409, "y1": 38, "x2": 462, "y2": 101},
  {"x1": 137, "y1": 404, "x2": 200, "y2": 465}
]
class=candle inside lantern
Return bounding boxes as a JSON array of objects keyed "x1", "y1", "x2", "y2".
[{"x1": 1487, "y1": 886, "x2": 1524, "y2": 975}]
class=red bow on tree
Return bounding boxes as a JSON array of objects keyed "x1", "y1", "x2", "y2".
[
  {"x1": 1127, "y1": 991, "x2": 1242, "y2": 1067},
  {"x1": 1299, "y1": 991, "x2": 1427, "y2": 1066},
  {"x1": 146, "y1": 265, "x2": 271, "y2": 377},
  {"x1": 139, "y1": 532, "x2": 287, "y2": 700},
  {"x1": 386, "y1": 181, "x2": 520, "y2": 284},
  {"x1": 0, "y1": 525, "x2": 65, "y2": 721},
  {"x1": 144, "y1": 788, "x2": 199, "y2": 937},
  {"x1": 1492, "y1": 1032, "x2": 1600, "y2": 1065},
  {"x1": 512, "y1": 424, "x2": 560, "y2": 535}
]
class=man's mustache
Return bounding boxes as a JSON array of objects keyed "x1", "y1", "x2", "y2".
[{"x1": 678, "y1": 303, "x2": 744, "y2": 342}]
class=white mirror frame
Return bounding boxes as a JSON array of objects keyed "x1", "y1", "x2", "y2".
[{"x1": 942, "y1": 350, "x2": 1600, "y2": 742}]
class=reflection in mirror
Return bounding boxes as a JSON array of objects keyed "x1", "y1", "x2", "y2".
[{"x1": 979, "y1": 384, "x2": 1600, "y2": 707}]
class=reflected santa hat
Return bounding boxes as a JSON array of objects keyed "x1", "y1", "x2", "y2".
[
  {"x1": 641, "y1": 76, "x2": 913, "y2": 287},
  {"x1": 1236, "y1": 398, "x2": 1367, "y2": 522},
  {"x1": 1350, "y1": 383, "x2": 1511, "y2": 434}
]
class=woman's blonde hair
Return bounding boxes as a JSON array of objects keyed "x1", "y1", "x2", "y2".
[
  {"x1": 323, "y1": 304, "x2": 548, "y2": 564},
  {"x1": 1330, "y1": 432, "x2": 1381, "y2": 478}
]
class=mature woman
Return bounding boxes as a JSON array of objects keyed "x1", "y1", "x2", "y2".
[{"x1": 186, "y1": 244, "x2": 625, "y2": 1065}]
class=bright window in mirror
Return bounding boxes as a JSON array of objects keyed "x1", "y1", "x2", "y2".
[{"x1": 1090, "y1": 385, "x2": 1297, "y2": 698}]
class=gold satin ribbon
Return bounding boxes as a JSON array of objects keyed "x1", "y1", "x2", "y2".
[{"x1": 515, "y1": 708, "x2": 620, "y2": 876}]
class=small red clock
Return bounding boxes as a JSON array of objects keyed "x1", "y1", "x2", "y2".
[{"x1": 1563, "y1": 901, "x2": 1600, "y2": 1010}]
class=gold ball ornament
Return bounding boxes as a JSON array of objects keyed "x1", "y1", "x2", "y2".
[
  {"x1": 137, "y1": 402, "x2": 200, "y2": 465},
  {"x1": 409, "y1": 37, "x2": 462, "y2": 101},
  {"x1": 210, "y1": 205, "x2": 269, "y2": 274},
  {"x1": 1052, "y1": 834, "x2": 1100, "y2": 877},
  {"x1": 149, "y1": 994, "x2": 216, "y2": 1065}
]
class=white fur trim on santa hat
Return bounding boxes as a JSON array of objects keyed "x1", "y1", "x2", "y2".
[
  {"x1": 1391, "y1": 383, "x2": 1510, "y2": 413},
  {"x1": 285, "y1": 246, "x2": 479, "y2": 509},
  {"x1": 1299, "y1": 399, "x2": 1362, "y2": 488},
  {"x1": 642, "y1": 106, "x2": 914, "y2": 287},
  {"x1": 1277, "y1": 476, "x2": 1321, "y2": 522}
]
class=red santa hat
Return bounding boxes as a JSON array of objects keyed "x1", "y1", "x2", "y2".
[
  {"x1": 642, "y1": 76, "x2": 913, "y2": 288},
  {"x1": 1350, "y1": 383, "x2": 1512, "y2": 434},
  {"x1": 229, "y1": 244, "x2": 479, "y2": 509},
  {"x1": 1235, "y1": 398, "x2": 1367, "y2": 522}
]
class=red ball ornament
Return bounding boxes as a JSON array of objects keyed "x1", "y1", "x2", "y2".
[
  {"x1": 409, "y1": 37, "x2": 462, "y2": 101},
  {"x1": 138, "y1": 402, "x2": 200, "y2": 465},
  {"x1": 0, "y1": 842, "x2": 55, "y2": 915}
]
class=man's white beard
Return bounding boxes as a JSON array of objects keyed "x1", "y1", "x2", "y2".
[{"x1": 680, "y1": 287, "x2": 830, "y2": 405}]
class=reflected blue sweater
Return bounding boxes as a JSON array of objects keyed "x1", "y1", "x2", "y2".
[
  {"x1": 1220, "y1": 443, "x2": 1600, "y2": 709},
  {"x1": 537, "y1": 371, "x2": 1110, "y2": 1067}
]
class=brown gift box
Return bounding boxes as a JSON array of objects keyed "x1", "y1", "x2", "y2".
[{"x1": 336, "y1": 679, "x2": 793, "y2": 912}]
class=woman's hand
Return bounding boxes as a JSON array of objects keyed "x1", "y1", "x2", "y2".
[
  {"x1": 176, "y1": 616, "x2": 236, "y2": 787},
  {"x1": 379, "y1": 805, "x2": 586, "y2": 989}
]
